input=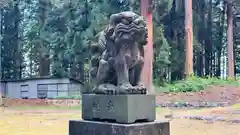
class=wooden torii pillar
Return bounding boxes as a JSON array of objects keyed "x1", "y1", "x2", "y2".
[{"x1": 140, "y1": 0, "x2": 153, "y2": 93}]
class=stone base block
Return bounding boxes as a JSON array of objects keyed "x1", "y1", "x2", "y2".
[
  {"x1": 69, "y1": 120, "x2": 170, "y2": 135},
  {"x1": 82, "y1": 94, "x2": 156, "y2": 123}
]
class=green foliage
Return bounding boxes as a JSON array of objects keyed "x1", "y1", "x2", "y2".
[
  {"x1": 152, "y1": 0, "x2": 172, "y2": 85},
  {"x1": 153, "y1": 24, "x2": 171, "y2": 85},
  {"x1": 155, "y1": 76, "x2": 240, "y2": 93}
]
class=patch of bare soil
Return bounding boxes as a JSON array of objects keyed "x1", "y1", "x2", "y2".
[
  {"x1": 156, "y1": 85, "x2": 240, "y2": 105},
  {"x1": 170, "y1": 119, "x2": 240, "y2": 135},
  {"x1": 197, "y1": 107, "x2": 240, "y2": 121},
  {"x1": 2, "y1": 98, "x2": 81, "y2": 107},
  {"x1": 3, "y1": 98, "x2": 50, "y2": 106}
]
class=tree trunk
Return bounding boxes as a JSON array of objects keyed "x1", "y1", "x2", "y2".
[
  {"x1": 0, "y1": 8, "x2": 3, "y2": 79},
  {"x1": 204, "y1": 0, "x2": 212, "y2": 76},
  {"x1": 216, "y1": 4, "x2": 226, "y2": 77},
  {"x1": 39, "y1": 54, "x2": 50, "y2": 76},
  {"x1": 197, "y1": 1, "x2": 205, "y2": 77},
  {"x1": 184, "y1": 0, "x2": 193, "y2": 77},
  {"x1": 227, "y1": 2, "x2": 235, "y2": 79},
  {"x1": 13, "y1": 3, "x2": 21, "y2": 80},
  {"x1": 38, "y1": 0, "x2": 50, "y2": 77},
  {"x1": 196, "y1": 52, "x2": 204, "y2": 76},
  {"x1": 0, "y1": 2, "x2": 2, "y2": 103},
  {"x1": 175, "y1": 0, "x2": 184, "y2": 12}
]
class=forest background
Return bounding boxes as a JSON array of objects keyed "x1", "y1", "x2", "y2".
[{"x1": 0, "y1": 0, "x2": 240, "y2": 93}]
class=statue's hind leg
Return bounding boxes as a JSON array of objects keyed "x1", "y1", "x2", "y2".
[
  {"x1": 94, "y1": 59, "x2": 118, "y2": 94},
  {"x1": 133, "y1": 56, "x2": 144, "y2": 85},
  {"x1": 96, "y1": 59, "x2": 109, "y2": 84}
]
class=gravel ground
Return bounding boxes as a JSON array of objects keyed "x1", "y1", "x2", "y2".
[{"x1": 1, "y1": 107, "x2": 240, "y2": 135}]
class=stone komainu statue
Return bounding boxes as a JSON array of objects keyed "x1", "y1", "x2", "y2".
[{"x1": 89, "y1": 11, "x2": 148, "y2": 94}]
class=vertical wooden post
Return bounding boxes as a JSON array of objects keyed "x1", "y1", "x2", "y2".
[
  {"x1": 227, "y1": 1, "x2": 235, "y2": 79},
  {"x1": 0, "y1": 7, "x2": 2, "y2": 106},
  {"x1": 184, "y1": 0, "x2": 194, "y2": 77},
  {"x1": 141, "y1": 0, "x2": 153, "y2": 92}
]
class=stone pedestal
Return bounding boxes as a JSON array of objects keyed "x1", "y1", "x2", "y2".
[
  {"x1": 82, "y1": 94, "x2": 156, "y2": 123},
  {"x1": 69, "y1": 94, "x2": 170, "y2": 135},
  {"x1": 69, "y1": 120, "x2": 170, "y2": 135}
]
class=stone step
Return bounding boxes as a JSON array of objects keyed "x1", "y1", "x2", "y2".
[{"x1": 69, "y1": 120, "x2": 170, "y2": 135}]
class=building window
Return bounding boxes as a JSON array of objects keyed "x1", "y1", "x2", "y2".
[
  {"x1": 57, "y1": 84, "x2": 68, "y2": 97},
  {"x1": 20, "y1": 85, "x2": 29, "y2": 99},
  {"x1": 37, "y1": 84, "x2": 58, "y2": 99},
  {"x1": 47, "y1": 84, "x2": 58, "y2": 98},
  {"x1": 37, "y1": 83, "x2": 70, "y2": 99},
  {"x1": 37, "y1": 84, "x2": 48, "y2": 99},
  {"x1": 37, "y1": 83, "x2": 81, "y2": 99}
]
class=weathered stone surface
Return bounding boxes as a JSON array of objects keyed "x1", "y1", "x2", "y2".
[
  {"x1": 89, "y1": 11, "x2": 148, "y2": 94},
  {"x1": 82, "y1": 94, "x2": 156, "y2": 123},
  {"x1": 69, "y1": 120, "x2": 170, "y2": 135}
]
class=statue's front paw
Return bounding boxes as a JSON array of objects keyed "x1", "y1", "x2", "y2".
[
  {"x1": 134, "y1": 85, "x2": 147, "y2": 94},
  {"x1": 94, "y1": 84, "x2": 117, "y2": 94},
  {"x1": 117, "y1": 83, "x2": 134, "y2": 94},
  {"x1": 117, "y1": 83, "x2": 147, "y2": 94}
]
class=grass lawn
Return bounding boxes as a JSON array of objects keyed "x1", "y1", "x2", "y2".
[{"x1": 0, "y1": 105, "x2": 239, "y2": 135}]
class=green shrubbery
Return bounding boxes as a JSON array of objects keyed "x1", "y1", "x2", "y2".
[{"x1": 155, "y1": 76, "x2": 240, "y2": 93}]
